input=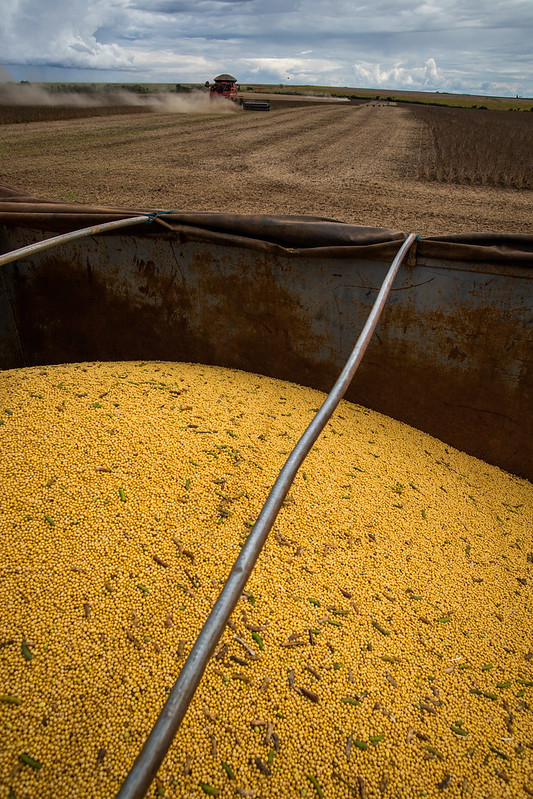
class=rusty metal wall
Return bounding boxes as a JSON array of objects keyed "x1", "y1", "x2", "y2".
[{"x1": 0, "y1": 225, "x2": 531, "y2": 479}]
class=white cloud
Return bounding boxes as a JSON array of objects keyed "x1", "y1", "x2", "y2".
[
  {"x1": 1, "y1": 0, "x2": 134, "y2": 70},
  {"x1": 351, "y1": 58, "x2": 444, "y2": 91},
  {"x1": 239, "y1": 56, "x2": 347, "y2": 85}
]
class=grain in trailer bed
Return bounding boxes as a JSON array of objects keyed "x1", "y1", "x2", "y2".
[{"x1": 0, "y1": 361, "x2": 531, "y2": 799}]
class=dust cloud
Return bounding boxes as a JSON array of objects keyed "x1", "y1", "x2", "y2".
[
  {"x1": 0, "y1": 79, "x2": 238, "y2": 114},
  {"x1": 146, "y1": 92, "x2": 238, "y2": 114}
]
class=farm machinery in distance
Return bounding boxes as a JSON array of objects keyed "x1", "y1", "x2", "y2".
[{"x1": 205, "y1": 74, "x2": 270, "y2": 111}]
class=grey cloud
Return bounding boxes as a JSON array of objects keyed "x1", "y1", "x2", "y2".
[{"x1": 1, "y1": 0, "x2": 531, "y2": 95}]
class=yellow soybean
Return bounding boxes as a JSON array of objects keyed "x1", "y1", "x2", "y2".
[{"x1": 0, "y1": 360, "x2": 531, "y2": 799}]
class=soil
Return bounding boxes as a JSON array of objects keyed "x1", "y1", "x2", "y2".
[{"x1": 1, "y1": 103, "x2": 531, "y2": 236}]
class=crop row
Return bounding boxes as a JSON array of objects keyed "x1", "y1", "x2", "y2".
[{"x1": 405, "y1": 105, "x2": 533, "y2": 190}]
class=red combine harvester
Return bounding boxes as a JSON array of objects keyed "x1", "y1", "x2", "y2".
[{"x1": 206, "y1": 74, "x2": 270, "y2": 111}]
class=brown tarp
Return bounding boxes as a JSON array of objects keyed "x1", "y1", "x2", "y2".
[{"x1": 0, "y1": 185, "x2": 532, "y2": 264}]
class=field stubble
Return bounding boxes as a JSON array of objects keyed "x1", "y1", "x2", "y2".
[{"x1": 0, "y1": 102, "x2": 531, "y2": 235}]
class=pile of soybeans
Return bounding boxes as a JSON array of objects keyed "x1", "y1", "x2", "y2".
[{"x1": 0, "y1": 361, "x2": 531, "y2": 799}]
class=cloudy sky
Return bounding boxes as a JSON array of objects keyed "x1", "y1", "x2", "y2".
[{"x1": 1, "y1": 0, "x2": 532, "y2": 97}]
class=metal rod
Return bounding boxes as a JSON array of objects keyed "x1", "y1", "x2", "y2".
[
  {"x1": 0, "y1": 216, "x2": 153, "y2": 268},
  {"x1": 117, "y1": 232, "x2": 418, "y2": 799}
]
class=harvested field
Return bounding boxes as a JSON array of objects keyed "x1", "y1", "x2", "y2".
[
  {"x1": 0, "y1": 102, "x2": 531, "y2": 235},
  {"x1": 0, "y1": 103, "x2": 151, "y2": 125}
]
